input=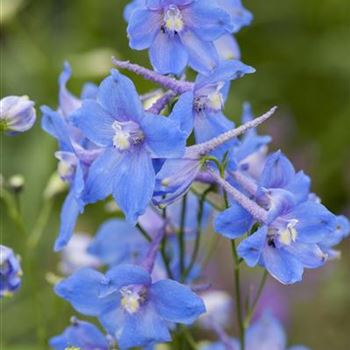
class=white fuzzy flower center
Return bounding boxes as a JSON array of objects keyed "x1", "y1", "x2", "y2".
[
  {"x1": 278, "y1": 219, "x2": 298, "y2": 246},
  {"x1": 121, "y1": 288, "x2": 141, "y2": 314},
  {"x1": 112, "y1": 121, "x2": 144, "y2": 151},
  {"x1": 164, "y1": 5, "x2": 184, "y2": 33}
]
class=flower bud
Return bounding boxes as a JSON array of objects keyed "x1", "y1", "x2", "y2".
[
  {"x1": 0, "y1": 95, "x2": 36, "y2": 133},
  {"x1": 0, "y1": 245, "x2": 22, "y2": 298},
  {"x1": 8, "y1": 174, "x2": 25, "y2": 193}
]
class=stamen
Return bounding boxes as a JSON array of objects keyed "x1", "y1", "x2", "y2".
[{"x1": 164, "y1": 5, "x2": 184, "y2": 33}]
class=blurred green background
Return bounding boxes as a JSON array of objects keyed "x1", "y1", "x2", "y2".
[{"x1": 1, "y1": 0, "x2": 349, "y2": 349}]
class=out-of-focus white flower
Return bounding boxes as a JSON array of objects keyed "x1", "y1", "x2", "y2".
[
  {"x1": 198, "y1": 290, "x2": 233, "y2": 329},
  {"x1": 59, "y1": 233, "x2": 101, "y2": 275}
]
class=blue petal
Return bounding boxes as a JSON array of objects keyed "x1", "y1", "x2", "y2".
[
  {"x1": 54, "y1": 189, "x2": 84, "y2": 251},
  {"x1": 214, "y1": 34, "x2": 241, "y2": 61},
  {"x1": 124, "y1": 0, "x2": 145, "y2": 21},
  {"x1": 180, "y1": 30, "x2": 219, "y2": 73},
  {"x1": 41, "y1": 106, "x2": 73, "y2": 152},
  {"x1": 194, "y1": 111, "x2": 234, "y2": 158},
  {"x1": 58, "y1": 62, "x2": 81, "y2": 117},
  {"x1": 215, "y1": 203, "x2": 253, "y2": 239},
  {"x1": 182, "y1": 2, "x2": 232, "y2": 41},
  {"x1": 150, "y1": 279, "x2": 206, "y2": 324},
  {"x1": 142, "y1": 113, "x2": 186, "y2": 158},
  {"x1": 50, "y1": 320, "x2": 109, "y2": 350},
  {"x1": 195, "y1": 60, "x2": 255, "y2": 90},
  {"x1": 97, "y1": 70, "x2": 144, "y2": 122},
  {"x1": 284, "y1": 242, "x2": 326, "y2": 269},
  {"x1": 84, "y1": 149, "x2": 121, "y2": 204},
  {"x1": 153, "y1": 156, "x2": 201, "y2": 205},
  {"x1": 112, "y1": 148, "x2": 155, "y2": 223},
  {"x1": 72, "y1": 100, "x2": 115, "y2": 147},
  {"x1": 128, "y1": 8, "x2": 160, "y2": 49},
  {"x1": 168, "y1": 91, "x2": 195, "y2": 137},
  {"x1": 150, "y1": 32, "x2": 188, "y2": 75},
  {"x1": 289, "y1": 201, "x2": 337, "y2": 244},
  {"x1": 55, "y1": 268, "x2": 110, "y2": 316},
  {"x1": 285, "y1": 170, "x2": 311, "y2": 204},
  {"x1": 88, "y1": 219, "x2": 148, "y2": 266},
  {"x1": 100, "y1": 264, "x2": 151, "y2": 297},
  {"x1": 246, "y1": 312, "x2": 286, "y2": 350},
  {"x1": 80, "y1": 82, "x2": 98, "y2": 100},
  {"x1": 262, "y1": 246, "x2": 304, "y2": 285},
  {"x1": 259, "y1": 151, "x2": 295, "y2": 189},
  {"x1": 237, "y1": 226, "x2": 267, "y2": 267},
  {"x1": 102, "y1": 303, "x2": 170, "y2": 349}
]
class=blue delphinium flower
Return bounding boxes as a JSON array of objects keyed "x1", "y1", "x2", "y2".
[
  {"x1": 50, "y1": 317, "x2": 110, "y2": 350},
  {"x1": 201, "y1": 313, "x2": 311, "y2": 350},
  {"x1": 127, "y1": 0, "x2": 233, "y2": 74},
  {"x1": 0, "y1": 245, "x2": 22, "y2": 298},
  {"x1": 214, "y1": 150, "x2": 337, "y2": 284},
  {"x1": 170, "y1": 60, "x2": 255, "y2": 158},
  {"x1": 236, "y1": 199, "x2": 335, "y2": 285},
  {"x1": 41, "y1": 63, "x2": 101, "y2": 251},
  {"x1": 0, "y1": 95, "x2": 36, "y2": 134},
  {"x1": 88, "y1": 218, "x2": 149, "y2": 267},
  {"x1": 73, "y1": 69, "x2": 186, "y2": 224},
  {"x1": 55, "y1": 264, "x2": 205, "y2": 348}
]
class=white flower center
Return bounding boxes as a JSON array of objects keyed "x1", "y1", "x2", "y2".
[
  {"x1": 112, "y1": 121, "x2": 144, "y2": 151},
  {"x1": 278, "y1": 219, "x2": 298, "y2": 246},
  {"x1": 207, "y1": 91, "x2": 224, "y2": 111},
  {"x1": 120, "y1": 288, "x2": 141, "y2": 314},
  {"x1": 164, "y1": 5, "x2": 184, "y2": 33}
]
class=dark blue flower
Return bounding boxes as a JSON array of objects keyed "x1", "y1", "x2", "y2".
[
  {"x1": 0, "y1": 245, "x2": 22, "y2": 298},
  {"x1": 49, "y1": 318, "x2": 110, "y2": 350},
  {"x1": 0, "y1": 95, "x2": 36, "y2": 134},
  {"x1": 127, "y1": 0, "x2": 233, "y2": 74},
  {"x1": 73, "y1": 69, "x2": 186, "y2": 224},
  {"x1": 55, "y1": 264, "x2": 205, "y2": 348}
]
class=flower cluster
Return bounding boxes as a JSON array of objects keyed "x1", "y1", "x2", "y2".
[{"x1": 2, "y1": 1, "x2": 349, "y2": 349}]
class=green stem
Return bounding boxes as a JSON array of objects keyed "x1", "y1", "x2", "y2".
[
  {"x1": 231, "y1": 241, "x2": 245, "y2": 350},
  {"x1": 184, "y1": 186, "x2": 213, "y2": 280},
  {"x1": 181, "y1": 326, "x2": 198, "y2": 350},
  {"x1": 179, "y1": 194, "x2": 187, "y2": 277},
  {"x1": 244, "y1": 270, "x2": 268, "y2": 328},
  {"x1": 136, "y1": 223, "x2": 152, "y2": 242}
]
